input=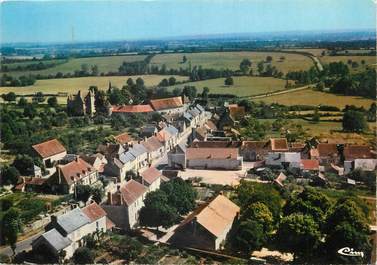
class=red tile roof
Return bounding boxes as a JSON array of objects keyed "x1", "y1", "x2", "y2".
[
  {"x1": 32, "y1": 139, "x2": 66, "y2": 158},
  {"x1": 142, "y1": 136, "x2": 163, "y2": 152},
  {"x1": 310, "y1": 148, "x2": 319, "y2": 158},
  {"x1": 114, "y1": 132, "x2": 134, "y2": 145},
  {"x1": 111, "y1": 104, "x2": 154, "y2": 113},
  {"x1": 186, "y1": 147, "x2": 239, "y2": 160},
  {"x1": 120, "y1": 180, "x2": 148, "y2": 206},
  {"x1": 228, "y1": 105, "x2": 245, "y2": 120},
  {"x1": 317, "y1": 143, "x2": 338, "y2": 157},
  {"x1": 82, "y1": 202, "x2": 107, "y2": 222},
  {"x1": 205, "y1": 120, "x2": 217, "y2": 131},
  {"x1": 56, "y1": 158, "x2": 95, "y2": 185},
  {"x1": 140, "y1": 167, "x2": 161, "y2": 185},
  {"x1": 301, "y1": 159, "x2": 319, "y2": 170},
  {"x1": 270, "y1": 138, "x2": 289, "y2": 152},
  {"x1": 150, "y1": 96, "x2": 183, "y2": 111},
  {"x1": 191, "y1": 141, "x2": 242, "y2": 148},
  {"x1": 343, "y1": 145, "x2": 373, "y2": 160}
]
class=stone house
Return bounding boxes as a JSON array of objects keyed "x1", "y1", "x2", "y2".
[
  {"x1": 168, "y1": 144, "x2": 187, "y2": 169},
  {"x1": 169, "y1": 195, "x2": 240, "y2": 250},
  {"x1": 111, "y1": 104, "x2": 154, "y2": 117},
  {"x1": 48, "y1": 157, "x2": 99, "y2": 194},
  {"x1": 266, "y1": 152, "x2": 301, "y2": 168},
  {"x1": 343, "y1": 145, "x2": 377, "y2": 174},
  {"x1": 103, "y1": 180, "x2": 148, "y2": 230},
  {"x1": 66, "y1": 89, "x2": 95, "y2": 117},
  {"x1": 32, "y1": 139, "x2": 67, "y2": 168},
  {"x1": 314, "y1": 143, "x2": 340, "y2": 165}
]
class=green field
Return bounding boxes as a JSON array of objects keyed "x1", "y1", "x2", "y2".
[
  {"x1": 257, "y1": 88, "x2": 374, "y2": 109},
  {"x1": 168, "y1": 76, "x2": 287, "y2": 97},
  {"x1": 0, "y1": 75, "x2": 188, "y2": 103},
  {"x1": 3, "y1": 54, "x2": 146, "y2": 77},
  {"x1": 151, "y1": 51, "x2": 314, "y2": 74}
]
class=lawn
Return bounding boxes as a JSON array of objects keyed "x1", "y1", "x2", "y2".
[
  {"x1": 257, "y1": 88, "x2": 374, "y2": 109},
  {"x1": 151, "y1": 51, "x2": 314, "y2": 74},
  {"x1": 0, "y1": 75, "x2": 188, "y2": 98},
  {"x1": 168, "y1": 76, "x2": 287, "y2": 97},
  {"x1": 4, "y1": 54, "x2": 147, "y2": 77}
]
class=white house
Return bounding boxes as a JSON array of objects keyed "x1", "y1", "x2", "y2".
[
  {"x1": 266, "y1": 152, "x2": 301, "y2": 168},
  {"x1": 32, "y1": 202, "x2": 113, "y2": 261},
  {"x1": 102, "y1": 180, "x2": 148, "y2": 230},
  {"x1": 32, "y1": 139, "x2": 67, "y2": 168}
]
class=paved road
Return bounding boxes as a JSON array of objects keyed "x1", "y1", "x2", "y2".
[{"x1": 0, "y1": 231, "x2": 42, "y2": 257}]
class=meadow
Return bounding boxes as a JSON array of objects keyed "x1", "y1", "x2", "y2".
[
  {"x1": 319, "y1": 55, "x2": 375, "y2": 72},
  {"x1": 257, "y1": 88, "x2": 374, "y2": 109},
  {"x1": 168, "y1": 76, "x2": 287, "y2": 97},
  {"x1": 3, "y1": 54, "x2": 146, "y2": 77},
  {"x1": 150, "y1": 51, "x2": 314, "y2": 74},
  {"x1": 0, "y1": 75, "x2": 188, "y2": 103}
]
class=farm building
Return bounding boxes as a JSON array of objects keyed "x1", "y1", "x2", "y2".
[{"x1": 169, "y1": 194, "x2": 240, "y2": 250}]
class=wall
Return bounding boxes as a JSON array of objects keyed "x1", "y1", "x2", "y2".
[{"x1": 187, "y1": 158, "x2": 242, "y2": 170}]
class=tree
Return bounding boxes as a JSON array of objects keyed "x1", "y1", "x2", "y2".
[
  {"x1": 160, "y1": 178, "x2": 197, "y2": 215},
  {"x1": 266, "y1": 56, "x2": 273, "y2": 63},
  {"x1": 2, "y1": 208, "x2": 21, "y2": 255},
  {"x1": 91, "y1": 65, "x2": 99, "y2": 76},
  {"x1": 312, "y1": 109, "x2": 320, "y2": 123},
  {"x1": 276, "y1": 213, "x2": 321, "y2": 261},
  {"x1": 235, "y1": 180, "x2": 282, "y2": 221},
  {"x1": 18, "y1": 97, "x2": 28, "y2": 107},
  {"x1": 182, "y1": 55, "x2": 187, "y2": 63},
  {"x1": 23, "y1": 104, "x2": 37, "y2": 119},
  {"x1": 342, "y1": 110, "x2": 367, "y2": 132},
  {"x1": 202, "y1": 87, "x2": 209, "y2": 99},
  {"x1": 283, "y1": 187, "x2": 331, "y2": 224},
  {"x1": 139, "y1": 190, "x2": 178, "y2": 229},
  {"x1": 239, "y1": 59, "x2": 252, "y2": 75},
  {"x1": 72, "y1": 247, "x2": 95, "y2": 264},
  {"x1": 257, "y1": 61, "x2": 264, "y2": 75},
  {"x1": 224, "y1": 77, "x2": 234, "y2": 86},
  {"x1": 91, "y1": 186, "x2": 104, "y2": 204},
  {"x1": 47, "y1": 96, "x2": 58, "y2": 108},
  {"x1": 231, "y1": 220, "x2": 266, "y2": 256},
  {"x1": 323, "y1": 198, "x2": 371, "y2": 263},
  {"x1": 182, "y1": 86, "x2": 197, "y2": 101},
  {"x1": 1, "y1": 166, "x2": 20, "y2": 186},
  {"x1": 159, "y1": 78, "x2": 169, "y2": 87},
  {"x1": 33, "y1": 92, "x2": 45, "y2": 103},
  {"x1": 76, "y1": 185, "x2": 92, "y2": 202},
  {"x1": 367, "y1": 102, "x2": 376, "y2": 122},
  {"x1": 242, "y1": 202, "x2": 273, "y2": 233},
  {"x1": 12, "y1": 154, "x2": 34, "y2": 175},
  {"x1": 2, "y1": 92, "x2": 16, "y2": 102},
  {"x1": 168, "y1": 76, "x2": 176, "y2": 86},
  {"x1": 126, "y1": 78, "x2": 134, "y2": 87}
]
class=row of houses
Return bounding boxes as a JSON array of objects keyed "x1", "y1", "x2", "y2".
[{"x1": 168, "y1": 136, "x2": 377, "y2": 173}]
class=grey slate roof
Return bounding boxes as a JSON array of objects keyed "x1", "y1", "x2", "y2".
[
  {"x1": 130, "y1": 143, "x2": 148, "y2": 157},
  {"x1": 56, "y1": 208, "x2": 91, "y2": 234},
  {"x1": 183, "y1": 112, "x2": 193, "y2": 121},
  {"x1": 165, "y1": 125, "x2": 179, "y2": 137},
  {"x1": 188, "y1": 108, "x2": 200, "y2": 117},
  {"x1": 119, "y1": 151, "x2": 136, "y2": 164},
  {"x1": 196, "y1": 104, "x2": 205, "y2": 113},
  {"x1": 40, "y1": 228, "x2": 72, "y2": 251}
]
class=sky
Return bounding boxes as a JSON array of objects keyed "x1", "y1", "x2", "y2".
[{"x1": 1, "y1": 0, "x2": 375, "y2": 44}]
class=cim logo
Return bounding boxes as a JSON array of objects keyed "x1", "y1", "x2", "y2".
[{"x1": 337, "y1": 247, "x2": 364, "y2": 258}]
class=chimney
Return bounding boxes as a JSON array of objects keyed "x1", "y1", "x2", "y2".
[
  {"x1": 107, "y1": 192, "x2": 113, "y2": 205},
  {"x1": 51, "y1": 215, "x2": 57, "y2": 224}
]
